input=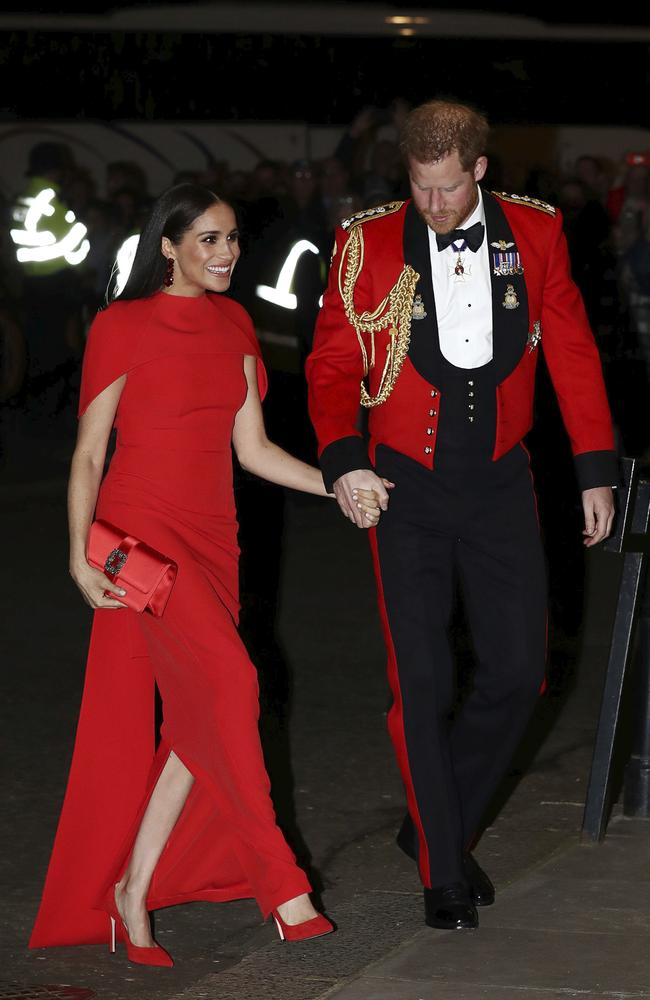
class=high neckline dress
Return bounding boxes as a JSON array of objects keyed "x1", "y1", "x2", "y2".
[{"x1": 30, "y1": 290, "x2": 311, "y2": 948}]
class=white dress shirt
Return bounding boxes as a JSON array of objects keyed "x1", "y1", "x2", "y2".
[{"x1": 427, "y1": 188, "x2": 493, "y2": 369}]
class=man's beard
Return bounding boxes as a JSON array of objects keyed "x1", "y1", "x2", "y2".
[{"x1": 417, "y1": 185, "x2": 479, "y2": 235}]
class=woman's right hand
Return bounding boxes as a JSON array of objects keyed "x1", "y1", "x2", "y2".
[{"x1": 70, "y1": 560, "x2": 128, "y2": 609}]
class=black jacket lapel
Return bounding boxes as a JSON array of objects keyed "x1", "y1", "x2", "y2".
[
  {"x1": 483, "y1": 189, "x2": 529, "y2": 382},
  {"x1": 402, "y1": 201, "x2": 442, "y2": 385}
]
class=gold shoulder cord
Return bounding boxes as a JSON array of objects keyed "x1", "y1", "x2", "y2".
[{"x1": 338, "y1": 224, "x2": 419, "y2": 408}]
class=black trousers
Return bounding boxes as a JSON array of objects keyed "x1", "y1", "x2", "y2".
[{"x1": 372, "y1": 443, "x2": 547, "y2": 888}]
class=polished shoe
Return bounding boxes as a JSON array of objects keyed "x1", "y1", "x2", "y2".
[
  {"x1": 104, "y1": 884, "x2": 174, "y2": 968},
  {"x1": 424, "y1": 883, "x2": 478, "y2": 930},
  {"x1": 463, "y1": 852, "x2": 495, "y2": 907},
  {"x1": 272, "y1": 908, "x2": 334, "y2": 942},
  {"x1": 397, "y1": 816, "x2": 495, "y2": 907}
]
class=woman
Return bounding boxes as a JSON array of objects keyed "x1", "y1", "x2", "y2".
[{"x1": 29, "y1": 184, "x2": 383, "y2": 966}]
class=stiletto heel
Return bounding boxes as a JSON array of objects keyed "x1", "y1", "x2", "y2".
[
  {"x1": 271, "y1": 908, "x2": 334, "y2": 943},
  {"x1": 102, "y1": 884, "x2": 174, "y2": 968}
]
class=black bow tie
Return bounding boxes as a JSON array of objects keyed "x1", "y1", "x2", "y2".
[{"x1": 436, "y1": 221, "x2": 485, "y2": 253}]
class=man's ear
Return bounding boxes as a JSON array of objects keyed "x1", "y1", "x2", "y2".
[{"x1": 474, "y1": 156, "x2": 488, "y2": 183}]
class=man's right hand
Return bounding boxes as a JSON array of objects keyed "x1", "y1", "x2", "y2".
[{"x1": 333, "y1": 469, "x2": 394, "y2": 529}]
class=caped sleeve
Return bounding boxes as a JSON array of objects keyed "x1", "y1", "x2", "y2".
[
  {"x1": 219, "y1": 296, "x2": 268, "y2": 401},
  {"x1": 78, "y1": 303, "x2": 143, "y2": 417}
]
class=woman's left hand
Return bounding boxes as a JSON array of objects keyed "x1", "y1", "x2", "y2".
[{"x1": 352, "y1": 485, "x2": 389, "y2": 528}]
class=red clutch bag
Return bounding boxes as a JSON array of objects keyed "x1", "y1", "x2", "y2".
[{"x1": 87, "y1": 519, "x2": 178, "y2": 617}]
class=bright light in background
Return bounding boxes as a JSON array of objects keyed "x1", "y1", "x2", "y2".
[
  {"x1": 385, "y1": 15, "x2": 429, "y2": 24},
  {"x1": 11, "y1": 188, "x2": 56, "y2": 248},
  {"x1": 113, "y1": 233, "x2": 140, "y2": 296},
  {"x1": 256, "y1": 240, "x2": 320, "y2": 310},
  {"x1": 11, "y1": 188, "x2": 90, "y2": 265},
  {"x1": 64, "y1": 238, "x2": 91, "y2": 266},
  {"x1": 114, "y1": 235, "x2": 320, "y2": 304}
]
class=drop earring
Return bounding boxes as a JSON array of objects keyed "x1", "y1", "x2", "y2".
[{"x1": 163, "y1": 257, "x2": 175, "y2": 287}]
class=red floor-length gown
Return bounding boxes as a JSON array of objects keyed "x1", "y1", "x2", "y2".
[{"x1": 30, "y1": 290, "x2": 311, "y2": 948}]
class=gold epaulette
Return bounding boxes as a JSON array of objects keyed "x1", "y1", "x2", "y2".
[
  {"x1": 341, "y1": 200, "x2": 405, "y2": 231},
  {"x1": 491, "y1": 191, "x2": 556, "y2": 216}
]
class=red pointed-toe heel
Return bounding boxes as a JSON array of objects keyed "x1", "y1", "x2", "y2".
[
  {"x1": 271, "y1": 908, "x2": 334, "y2": 942},
  {"x1": 104, "y1": 884, "x2": 174, "y2": 968}
]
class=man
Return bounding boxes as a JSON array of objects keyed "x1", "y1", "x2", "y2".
[{"x1": 305, "y1": 100, "x2": 616, "y2": 930}]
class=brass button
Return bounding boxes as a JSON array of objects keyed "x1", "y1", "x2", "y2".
[
  {"x1": 468, "y1": 391, "x2": 474, "y2": 397},
  {"x1": 424, "y1": 446, "x2": 432, "y2": 454},
  {"x1": 430, "y1": 389, "x2": 438, "y2": 397},
  {"x1": 468, "y1": 380, "x2": 474, "y2": 386},
  {"x1": 429, "y1": 408, "x2": 437, "y2": 416},
  {"x1": 426, "y1": 427, "x2": 433, "y2": 434},
  {"x1": 468, "y1": 404, "x2": 474, "y2": 410},
  {"x1": 468, "y1": 416, "x2": 474, "y2": 423}
]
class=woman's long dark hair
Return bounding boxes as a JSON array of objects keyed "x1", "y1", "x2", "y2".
[{"x1": 110, "y1": 183, "x2": 223, "y2": 302}]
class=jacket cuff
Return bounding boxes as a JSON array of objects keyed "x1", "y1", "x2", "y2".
[
  {"x1": 319, "y1": 436, "x2": 372, "y2": 493},
  {"x1": 574, "y1": 450, "x2": 620, "y2": 491}
]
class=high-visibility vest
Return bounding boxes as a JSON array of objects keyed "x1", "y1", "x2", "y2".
[{"x1": 10, "y1": 177, "x2": 89, "y2": 277}]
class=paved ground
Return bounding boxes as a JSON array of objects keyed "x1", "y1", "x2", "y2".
[
  {"x1": 324, "y1": 814, "x2": 650, "y2": 1000},
  {"x1": 2, "y1": 417, "x2": 648, "y2": 1000}
]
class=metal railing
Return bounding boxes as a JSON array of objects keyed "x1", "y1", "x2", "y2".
[{"x1": 582, "y1": 457, "x2": 650, "y2": 841}]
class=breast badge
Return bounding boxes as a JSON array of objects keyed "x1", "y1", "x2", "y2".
[
  {"x1": 448, "y1": 257, "x2": 472, "y2": 282},
  {"x1": 502, "y1": 284, "x2": 520, "y2": 309},
  {"x1": 412, "y1": 294, "x2": 427, "y2": 320}
]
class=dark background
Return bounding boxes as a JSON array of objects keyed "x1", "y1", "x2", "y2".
[{"x1": 0, "y1": 31, "x2": 647, "y2": 125}]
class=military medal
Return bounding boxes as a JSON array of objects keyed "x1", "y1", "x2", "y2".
[
  {"x1": 412, "y1": 294, "x2": 427, "y2": 320},
  {"x1": 449, "y1": 257, "x2": 472, "y2": 281},
  {"x1": 448, "y1": 237, "x2": 472, "y2": 282},
  {"x1": 527, "y1": 320, "x2": 541, "y2": 351},
  {"x1": 502, "y1": 284, "x2": 519, "y2": 309},
  {"x1": 492, "y1": 249, "x2": 523, "y2": 276}
]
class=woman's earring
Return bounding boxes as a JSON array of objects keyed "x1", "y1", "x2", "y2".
[{"x1": 163, "y1": 257, "x2": 175, "y2": 287}]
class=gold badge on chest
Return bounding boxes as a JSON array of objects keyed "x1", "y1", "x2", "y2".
[
  {"x1": 502, "y1": 283, "x2": 520, "y2": 309},
  {"x1": 412, "y1": 294, "x2": 427, "y2": 320}
]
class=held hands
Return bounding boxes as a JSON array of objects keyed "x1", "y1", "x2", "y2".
[
  {"x1": 70, "y1": 559, "x2": 128, "y2": 609},
  {"x1": 333, "y1": 469, "x2": 395, "y2": 529},
  {"x1": 582, "y1": 486, "x2": 615, "y2": 547}
]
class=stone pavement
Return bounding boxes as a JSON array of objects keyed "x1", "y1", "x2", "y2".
[
  {"x1": 3, "y1": 462, "x2": 649, "y2": 1000},
  {"x1": 325, "y1": 814, "x2": 650, "y2": 1000}
]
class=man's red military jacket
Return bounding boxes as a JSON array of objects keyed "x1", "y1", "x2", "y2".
[{"x1": 305, "y1": 190, "x2": 617, "y2": 492}]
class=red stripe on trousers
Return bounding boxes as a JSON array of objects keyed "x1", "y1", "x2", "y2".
[{"x1": 368, "y1": 529, "x2": 432, "y2": 888}]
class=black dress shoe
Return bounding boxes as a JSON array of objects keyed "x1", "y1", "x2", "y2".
[
  {"x1": 463, "y1": 852, "x2": 495, "y2": 907},
  {"x1": 424, "y1": 883, "x2": 478, "y2": 930},
  {"x1": 397, "y1": 816, "x2": 496, "y2": 908}
]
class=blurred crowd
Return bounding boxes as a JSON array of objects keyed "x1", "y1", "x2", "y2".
[{"x1": 2, "y1": 103, "x2": 650, "y2": 467}]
